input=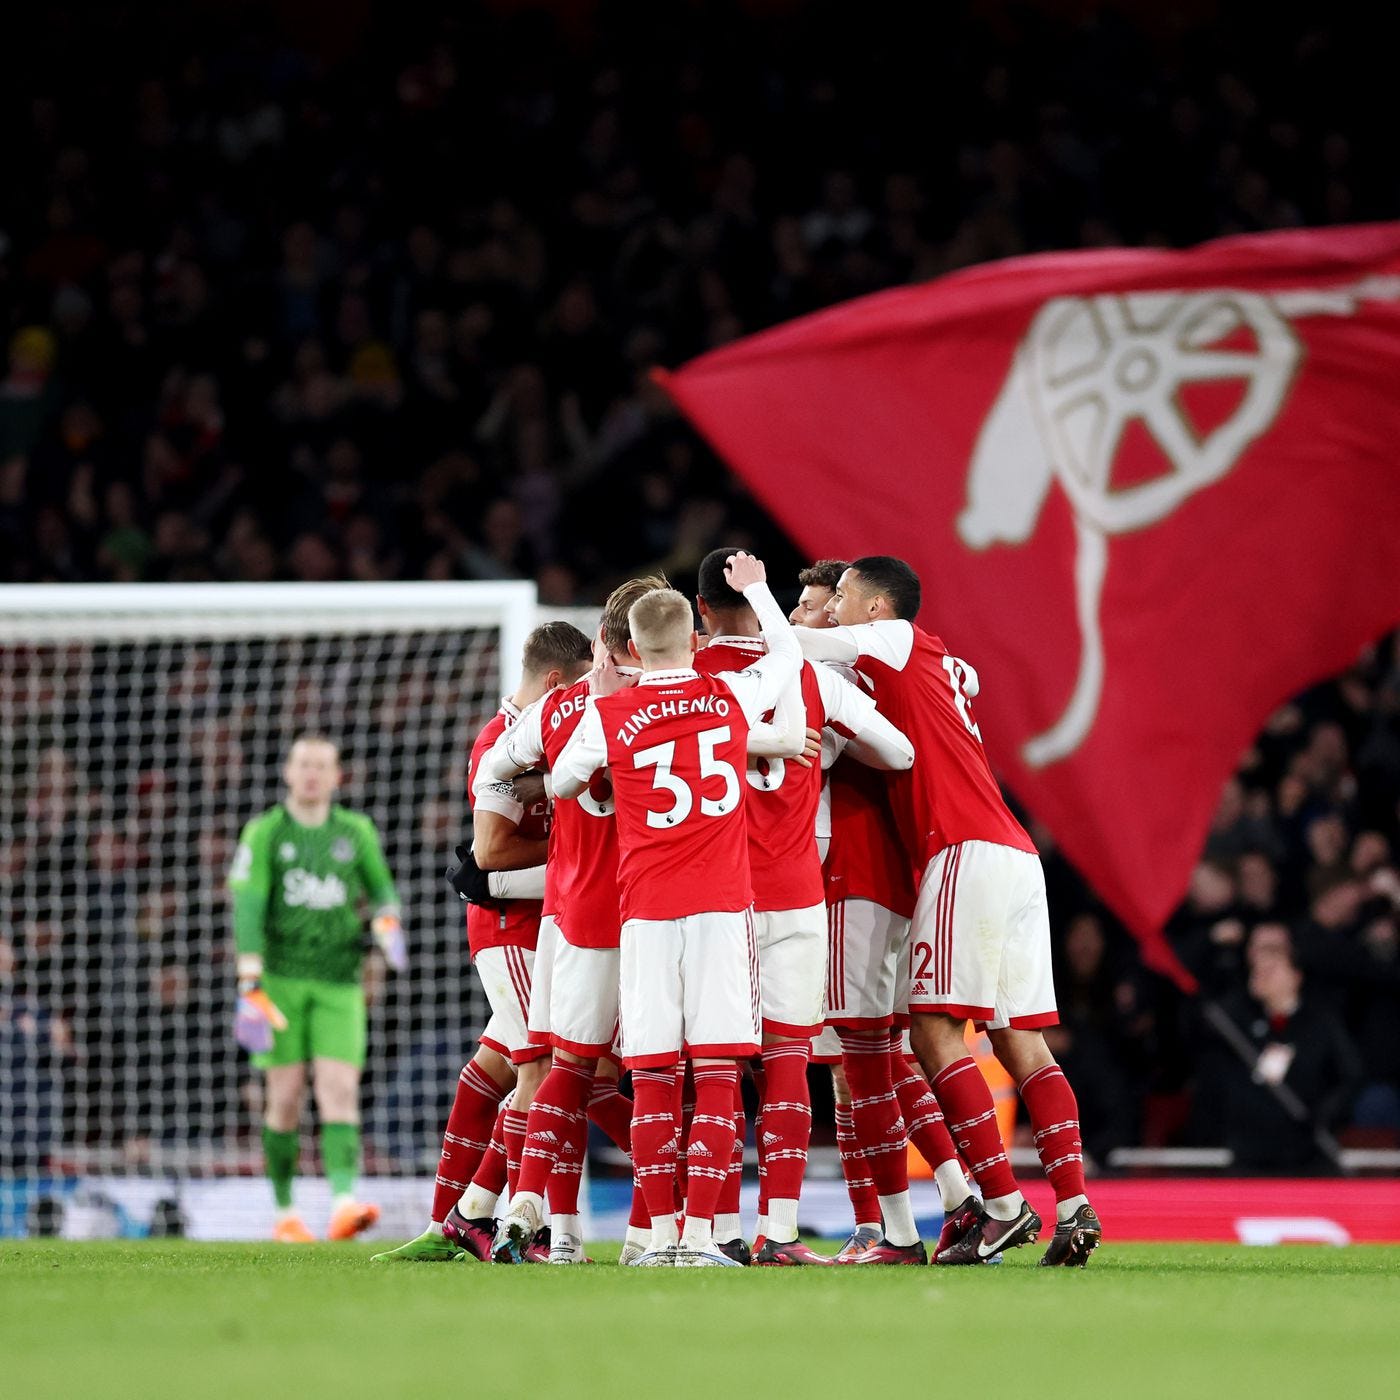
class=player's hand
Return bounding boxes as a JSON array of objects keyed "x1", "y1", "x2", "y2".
[
  {"x1": 512, "y1": 771, "x2": 548, "y2": 810},
  {"x1": 587, "y1": 632, "x2": 628, "y2": 698},
  {"x1": 724, "y1": 550, "x2": 766, "y2": 592},
  {"x1": 446, "y1": 843, "x2": 496, "y2": 905},
  {"x1": 234, "y1": 983, "x2": 287, "y2": 1054},
  {"x1": 372, "y1": 913, "x2": 408, "y2": 973},
  {"x1": 793, "y1": 725, "x2": 822, "y2": 769}
]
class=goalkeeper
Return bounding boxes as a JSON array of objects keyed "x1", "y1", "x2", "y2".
[{"x1": 228, "y1": 735, "x2": 404, "y2": 1243}]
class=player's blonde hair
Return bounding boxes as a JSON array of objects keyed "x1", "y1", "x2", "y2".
[
  {"x1": 601, "y1": 574, "x2": 670, "y2": 655},
  {"x1": 627, "y1": 588, "x2": 695, "y2": 659}
]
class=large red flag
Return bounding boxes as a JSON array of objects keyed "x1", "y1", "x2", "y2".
[{"x1": 660, "y1": 223, "x2": 1400, "y2": 988}]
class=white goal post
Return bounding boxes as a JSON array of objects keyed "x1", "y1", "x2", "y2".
[{"x1": 0, "y1": 580, "x2": 542, "y2": 1239}]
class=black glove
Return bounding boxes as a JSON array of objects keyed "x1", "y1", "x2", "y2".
[{"x1": 446, "y1": 842, "x2": 495, "y2": 905}]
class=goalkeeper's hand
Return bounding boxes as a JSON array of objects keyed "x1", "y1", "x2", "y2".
[
  {"x1": 235, "y1": 982, "x2": 287, "y2": 1054},
  {"x1": 372, "y1": 913, "x2": 408, "y2": 973},
  {"x1": 446, "y1": 843, "x2": 495, "y2": 906}
]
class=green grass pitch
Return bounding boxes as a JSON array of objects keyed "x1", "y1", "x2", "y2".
[{"x1": 3, "y1": 1241, "x2": 1397, "y2": 1400}]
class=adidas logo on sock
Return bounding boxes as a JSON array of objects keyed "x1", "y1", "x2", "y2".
[
  {"x1": 762, "y1": 1131, "x2": 781, "y2": 1147},
  {"x1": 530, "y1": 1130, "x2": 559, "y2": 1145},
  {"x1": 885, "y1": 1121, "x2": 904, "y2": 1137},
  {"x1": 915, "y1": 1093, "x2": 938, "y2": 1110},
  {"x1": 659, "y1": 1140, "x2": 678, "y2": 1155},
  {"x1": 688, "y1": 1142, "x2": 713, "y2": 1158}
]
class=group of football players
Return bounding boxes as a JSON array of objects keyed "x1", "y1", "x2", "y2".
[{"x1": 373, "y1": 548, "x2": 1101, "y2": 1268}]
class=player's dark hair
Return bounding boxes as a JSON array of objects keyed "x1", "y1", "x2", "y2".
[
  {"x1": 601, "y1": 574, "x2": 670, "y2": 655},
  {"x1": 696, "y1": 546, "x2": 750, "y2": 609},
  {"x1": 521, "y1": 620, "x2": 592, "y2": 678},
  {"x1": 848, "y1": 555, "x2": 921, "y2": 619},
  {"x1": 798, "y1": 558, "x2": 849, "y2": 590}
]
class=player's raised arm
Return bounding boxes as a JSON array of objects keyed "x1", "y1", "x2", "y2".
[
  {"x1": 812, "y1": 665, "x2": 915, "y2": 771},
  {"x1": 719, "y1": 551, "x2": 801, "y2": 719},
  {"x1": 745, "y1": 677, "x2": 808, "y2": 759},
  {"x1": 550, "y1": 699, "x2": 607, "y2": 799}
]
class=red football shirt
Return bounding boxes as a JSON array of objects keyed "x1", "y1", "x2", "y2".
[
  {"x1": 801, "y1": 621, "x2": 1035, "y2": 870},
  {"x1": 541, "y1": 679, "x2": 625, "y2": 950},
  {"x1": 824, "y1": 756, "x2": 916, "y2": 917},
  {"x1": 696, "y1": 637, "x2": 866, "y2": 912},
  {"x1": 589, "y1": 670, "x2": 754, "y2": 923},
  {"x1": 465, "y1": 702, "x2": 546, "y2": 957}
]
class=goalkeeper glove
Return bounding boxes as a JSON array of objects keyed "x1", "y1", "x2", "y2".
[
  {"x1": 446, "y1": 843, "x2": 495, "y2": 905},
  {"x1": 235, "y1": 980, "x2": 287, "y2": 1054},
  {"x1": 372, "y1": 913, "x2": 408, "y2": 972}
]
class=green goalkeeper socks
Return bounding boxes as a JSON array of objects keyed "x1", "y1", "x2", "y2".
[
  {"x1": 321, "y1": 1122, "x2": 361, "y2": 1199},
  {"x1": 262, "y1": 1127, "x2": 299, "y2": 1210}
]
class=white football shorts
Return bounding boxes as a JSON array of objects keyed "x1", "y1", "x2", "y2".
[
  {"x1": 753, "y1": 902, "x2": 827, "y2": 1037},
  {"x1": 824, "y1": 897, "x2": 912, "y2": 1029},
  {"x1": 906, "y1": 841, "x2": 1058, "y2": 1030},
  {"x1": 475, "y1": 936, "x2": 547, "y2": 1064},
  {"x1": 619, "y1": 909, "x2": 761, "y2": 1067}
]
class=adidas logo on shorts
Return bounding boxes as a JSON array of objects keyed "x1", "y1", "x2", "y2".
[{"x1": 911, "y1": 981, "x2": 929, "y2": 996}]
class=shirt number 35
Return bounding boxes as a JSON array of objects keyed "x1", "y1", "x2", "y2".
[{"x1": 631, "y1": 726, "x2": 741, "y2": 828}]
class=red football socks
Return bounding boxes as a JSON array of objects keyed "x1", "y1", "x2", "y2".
[
  {"x1": 432, "y1": 1059, "x2": 506, "y2": 1222},
  {"x1": 631, "y1": 1066, "x2": 681, "y2": 1223},
  {"x1": 467, "y1": 1102, "x2": 509, "y2": 1200},
  {"x1": 685, "y1": 1063, "x2": 741, "y2": 1227},
  {"x1": 587, "y1": 1075, "x2": 633, "y2": 1153},
  {"x1": 757, "y1": 1041, "x2": 813, "y2": 1219},
  {"x1": 515, "y1": 1059, "x2": 593, "y2": 1203},
  {"x1": 502, "y1": 1104, "x2": 529, "y2": 1199},
  {"x1": 1019, "y1": 1063, "x2": 1087, "y2": 1203},
  {"x1": 891, "y1": 1050, "x2": 959, "y2": 1169},
  {"x1": 838, "y1": 1030, "x2": 909, "y2": 1196},
  {"x1": 834, "y1": 1100, "x2": 880, "y2": 1227},
  {"x1": 930, "y1": 1057, "x2": 1017, "y2": 1201}
]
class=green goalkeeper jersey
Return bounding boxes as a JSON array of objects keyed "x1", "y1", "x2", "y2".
[{"x1": 229, "y1": 804, "x2": 398, "y2": 984}]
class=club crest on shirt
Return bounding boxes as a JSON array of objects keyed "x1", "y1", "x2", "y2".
[
  {"x1": 332, "y1": 837, "x2": 354, "y2": 862},
  {"x1": 280, "y1": 842, "x2": 297, "y2": 861}
]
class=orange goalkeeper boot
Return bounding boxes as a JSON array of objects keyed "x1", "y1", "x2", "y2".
[
  {"x1": 273, "y1": 1214, "x2": 316, "y2": 1243},
  {"x1": 328, "y1": 1200, "x2": 381, "y2": 1240}
]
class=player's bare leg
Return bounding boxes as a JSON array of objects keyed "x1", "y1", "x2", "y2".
[
  {"x1": 313, "y1": 1057, "x2": 379, "y2": 1240},
  {"x1": 264, "y1": 1063, "x2": 313, "y2": 1241},
  {"x1": 910, "y1": 1014, "x2": 1042, "y2": 1264},
  {"x1": 988, "y1": 1027, "x2": 1100, "y2": 1266}
]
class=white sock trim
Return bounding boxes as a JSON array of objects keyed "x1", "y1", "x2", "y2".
[
  {"x1": 713, "y1": 1212, "x2": 742, "y2": 1242},
  {"x1": 1057, "y1": 1193, "x2": 1090, "y2": 1223},
  {"x1": 984, "y1": 1191, "x2": 1026, "y2": 1221},
  {"x1": 934, "y1": 1160, "x2": 972, "y2": 1211},
  {"x1": 767, "y1": 1199, "x2": 799, "y2": 1243},
  {"x1": 878, "y1": 1192, "x2": 918, "y2": 1247}
]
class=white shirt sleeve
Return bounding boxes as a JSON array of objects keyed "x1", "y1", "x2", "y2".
[
  {"x1": 488, "y1": 865, "x2": 547, "y2": 900},
  {"x1": 475, "y1": 697, "x2": 548, "y2": 791},
  {"x1": 716, "y1": 581, "x2": 803, "y2": 722},
  {"x1": 812, "y1": 661, "x2": 914, "y2": 770},
  {"x1": 746, "y1": 675, "x2": 807, "y2": 758},
  {"x1": 552, "y1": 702, "x2": 608, "y2": 800},
  {"x1": 795, "y1": 619, "x2": 916, "y2": 670}
]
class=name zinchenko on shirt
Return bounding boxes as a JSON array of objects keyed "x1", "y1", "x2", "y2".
[{"x1": 615, "y1": 693, "x2": 732, "y2": 746}]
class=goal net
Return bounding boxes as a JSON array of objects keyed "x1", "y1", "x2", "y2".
[{"x1": 0, "y1": 581, "x2": 537, "y2": 1239}]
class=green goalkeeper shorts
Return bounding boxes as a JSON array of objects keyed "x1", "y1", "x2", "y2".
[{"x1": 251, "y1": 973, "x2": 367, "y2": 1070}]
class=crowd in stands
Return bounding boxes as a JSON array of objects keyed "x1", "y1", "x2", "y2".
[{"x1": 2, "y1": 3, "x2": 1398, "y2": 1166}]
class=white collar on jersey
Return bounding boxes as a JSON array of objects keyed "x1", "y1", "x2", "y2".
[
  {"x1": 614, "y1": 666, "x2": 642, "y2": 678},
  {"x1": 639, "y1": 667, "x2": 699, "y2": 686},
  {"x1": 500, "y1": 696, "x2": 523, "y2": 720},
  {"x1": 706, "y1": 634, "x2": 766, "y2": 652}
]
